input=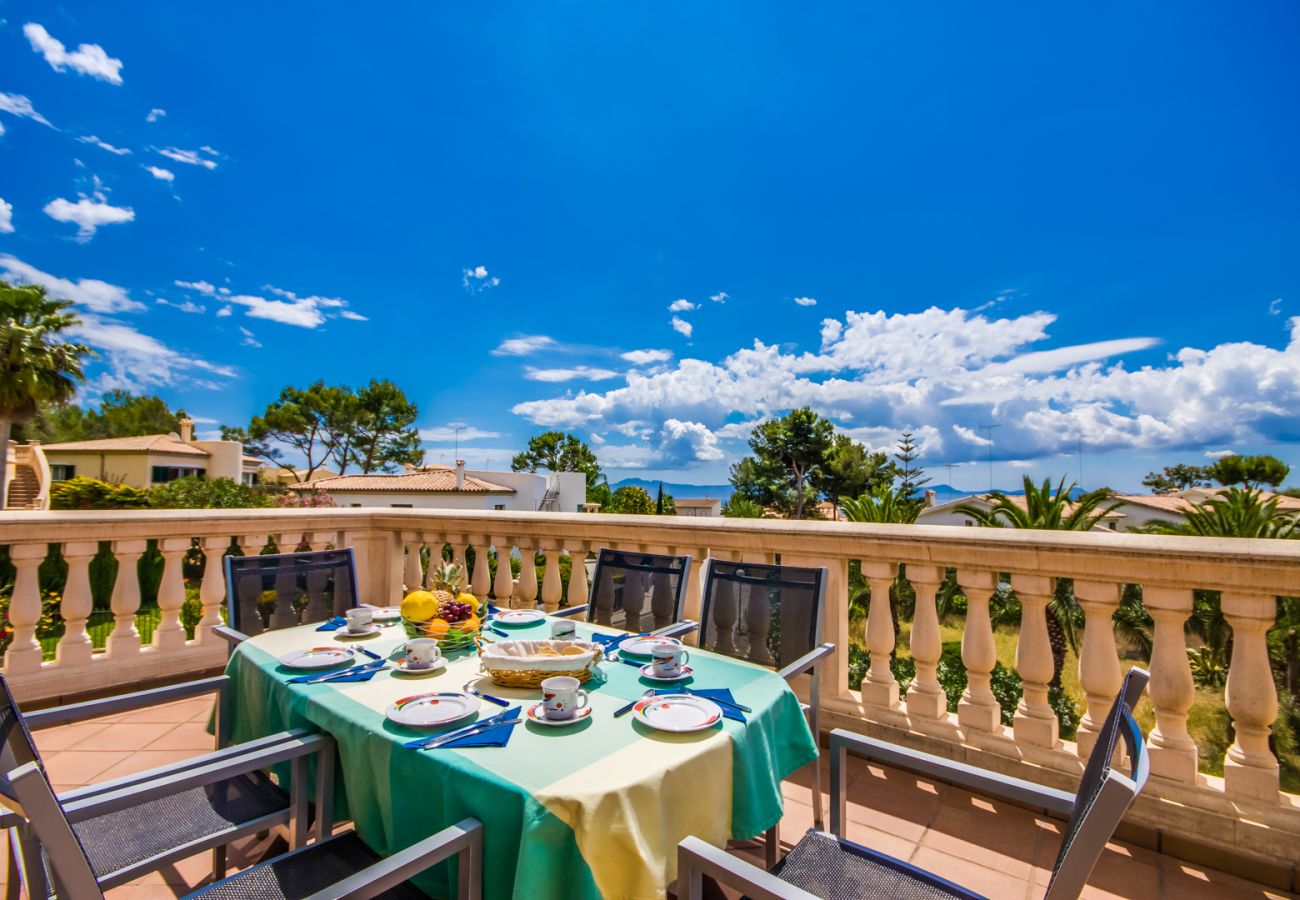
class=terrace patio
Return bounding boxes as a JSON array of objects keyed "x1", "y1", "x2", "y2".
[{"x1": 2, "y1": 506, "x2": 1299, "y2": 897}]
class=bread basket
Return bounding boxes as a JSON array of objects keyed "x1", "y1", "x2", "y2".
[{"x1": 479, "y1": 640, "x2": 604, "y2": 687}]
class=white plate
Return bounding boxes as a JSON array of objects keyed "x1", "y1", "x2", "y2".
[
  {"x1": 279, "y1": 647, "x2": 356, "y2": 670},
  {"x1": 364, "y1": 606, "x2": 402, "y2": 622},
  {"x1": 632, "y1": 694, "x2": 723, "y2": 733},
  {"x1": 385, "y1": 692, "x2": 481, "y2": 728},
  {"x1": 391, "y1": 656, "x2": 448, "y2": 676},
  {"x1": 525, "y1": 702, "x2": 593, "y2": 727},
  {"x1": 619, "y1": 636, "x2": 680, "y2": 657},
  {"x1": 493, "y1": 609, "x2": 545, "y2": 627},
  {"x1": 639, "y1": 663, "x2": 695, "y2": 682},
  {"x1": 335, "y1": 623, "x2": 383, "y2": 638}
]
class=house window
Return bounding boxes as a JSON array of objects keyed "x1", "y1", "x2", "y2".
[
  {"x1": 391, "y1": 503, "x2": 413, "y2": 508},
  {"x1": 151, "y1": 465, "x2": 206, "y2": 483},
  {"x1": 49, "y1": 464, "x2": 76, "y2": 481},
  {"x1": 493, "y1": 504, "x2": 506, "y2": 511},
  {"x1": 350, "y1": 503, "x2": 362, "y2": 508}
]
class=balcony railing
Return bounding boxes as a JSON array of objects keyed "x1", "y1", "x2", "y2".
[{"x1": 1, "y1": 507, "x2": 1297, "y2": 873}]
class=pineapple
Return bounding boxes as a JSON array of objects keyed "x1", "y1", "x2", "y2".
[{"x1": 430, "y1": 563, "x2": 470, "y2": 623}]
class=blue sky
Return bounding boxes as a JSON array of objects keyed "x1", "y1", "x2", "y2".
[{"x1": 1, "y1": 2, "x2": 1297, "y2": 492}]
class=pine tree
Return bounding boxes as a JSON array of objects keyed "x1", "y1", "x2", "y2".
[{"x1": 893, "y1": 432, "x2": 930, "y2": 501}]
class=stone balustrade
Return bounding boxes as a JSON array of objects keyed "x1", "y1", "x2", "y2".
[{"x1": 1, "y1": 507, "x2": 1298, "y2": 869}]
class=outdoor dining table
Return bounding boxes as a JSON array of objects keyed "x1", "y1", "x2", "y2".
[{"x1": 223, "y1": 613, "x2": 818, "y2": 900}]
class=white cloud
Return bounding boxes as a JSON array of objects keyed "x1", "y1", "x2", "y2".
[
  {"x1": 622, "y1": 348, "x2": 673, "y2": 365},
  {"x1": 178, "y1": 280, "x2": 361, "y2": 328},
  {"x1": 793, "y1": 296, "x2": 817, "y2": 307},
  {"x1": 670, "y1": 316, "x2": 693, "y2": 338},
  {"x1": 1270, "y1": 298, "x2": 1283, "y2": 316},
  {"x1": 155, "y1": 297, "x2": 204, "y2": 314},
  {"x1": 339, "y1": 310, "x2": 368, "y2": 321},
  {"x1": 216, "y1": 306, "x2": 232, "y2": 318},
  {"x1": 710, "y1": 291, "x2": 728, "y2": 304},
  {"x1": 0, "y1": 122, "x2": 6, "y2": 138},
  {"x1": 146, "y1": 108, "x2": 166, "y2": 123},
  {"x1": 492, "y1": 335, "x2": 556, "y2": 356},
  {"x1": 524, "y1": 366, "x2": 620, "y2": 383},
  {"x1": 145, "y1": 165, "x2": 174, "y2": 182},
  {"x1": 23, "y1": 23, "x2": 123, "y2": 85},
  {"x1": 1203, "y1": 449, "x2": 1235, "y2": 459},
  {"x1": 43, "y1": 196, "x2": 134, "y2": 240},
  {"x1": 78, "y1": 135, "x2": 130, "y2": 155},
  {"x1": 175, "y1": 279, "x2": 216, "y2": 295},
  {"x1": 1008, "y1": 460, "x2": 1035, "y2": 469},
  {"x1": 0, "y1": 198, "x2": 12, "y2": 234},
  {"x1": 239, "y1": 327, "x2": 262, "y2": 348},
  {"x1": 463, "y1": 265, "x2": 501, "y2": 292},
  {"x1": 600, "y1": 419, "x2": 727, "y2": 469},
  {"x1": 0, "y1": 254, "x2": 145, "y2": 313},
  {"x1": 0, "y1": 92, "x2": 53, "y2": 127},
  {"x1": 952, "y1": 424, "x2": 993, "y2": 446},
  {"x1": 669, "y1": 298, "x2": 699, "y2": 312},
  {"x1": 155, "y1": 147, "x2": 217, "y2": 170},
  {"x1": 419, "y1": 425, "x2": 502, "y2": 442}
]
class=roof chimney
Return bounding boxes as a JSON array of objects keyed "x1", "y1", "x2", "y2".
[
  {"x1": 924, "y1": 489, "x2": 937, "y2": 508},
  {"x1": 454, "y1": 459, "x2": 465, "y2": 490},
  {"x1": 179, "y1": 417, "x2": 194, "y2": 443}
]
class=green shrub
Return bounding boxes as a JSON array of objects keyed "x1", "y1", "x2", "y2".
[
  {"x1": 148, "y1": 476, "x2": 274, "y2": 509},
  {"x1": 50, "y1": 477, "x2": 149, "y2": 510}
]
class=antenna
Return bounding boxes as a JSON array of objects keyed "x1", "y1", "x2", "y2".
[
  {"x1": 453, "y1": 425, "x2": 465, "y2": 459},
  {"x1": 1077, "y1": 436, "x2": 1084, "y2": 487},
  {"x1": 945, "y1": 463, "x2": 957, "y2": 497},
  {"x1": 978, "y1": 424, "x2": 1001, "y2": 491}
]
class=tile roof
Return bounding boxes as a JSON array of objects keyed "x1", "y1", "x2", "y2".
[
  {"x1": 42, "y1": 434, "x2": 210, "y2": 457},
  {"x1": 287, "y1": 470, "x2": 515, "y2": 494}
]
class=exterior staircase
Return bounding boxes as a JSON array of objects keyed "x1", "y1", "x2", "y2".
[
  {"x1": 536, "y1": 487, "x2": 561, "y2": 511},
  {"x1": 6, "y1": 463, "x2": 40, "y2": 509}
]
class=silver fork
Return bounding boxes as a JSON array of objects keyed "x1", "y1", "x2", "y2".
[{"x1": 614, "y1": 689, "x2": 655, "y2": 718}]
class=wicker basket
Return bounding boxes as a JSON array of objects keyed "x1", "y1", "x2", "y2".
[
  {"x1": 401, "y1": 616, "x2": 482, "y2": 652},
  {"x1": 479, "y1": 640, "x2": 603, "y2": 688}
]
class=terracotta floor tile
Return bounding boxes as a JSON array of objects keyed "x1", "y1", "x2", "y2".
[
  {"x1": 144, "y1": 721, "x2": 218, "y2": 752},
  {"x1": 32, "y1": 720, "x2": 111, "y2": 752},
  {"x1": 842, "y1": 774, "x2": 938, "y2": 842},
  {"x1": 841, "y1": 820, "x2": 919, "y2": 861},
  {"x1": 67, "y1": 722, "x2": 175, "y2": 752},
  {"x1": 117, "y1": 698, "x2": 215, "y2": 725},
  {"x1": 920, "y1": 792, "x2": 1047, "y2": 878},
  {"x1": 42, "y1": 749, "x2": 132, "y2": 786},
  {"x1": 1159, "y1": 858, "x2": 1293, "y2": 900},
  {"x1": 95, "y1": 749, "x2": 205, "y2": 782},
  {"x1": 910, "y1": 846, "x2": 1035, "y2": 899}
]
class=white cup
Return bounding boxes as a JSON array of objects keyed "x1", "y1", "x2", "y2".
[
  {"x1": 550, "y1": 619, "x2": 577, "y2": 641},
  {"x1": 651, "y1": 643, "x2": 690, "y2": 677},
  {"x1": 540, "y1": 676, "x2": 588, "y2": 720},
  {"x1": 404, "y1": 638, "x2": 442, "y2": 670},
  {"x1": 345, "y1": 607, "x2": 374, "y2": 634}
]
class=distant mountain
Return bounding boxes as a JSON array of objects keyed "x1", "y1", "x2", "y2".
[{"x1": 610, "y1": 477, "x2": 733, "y2": 500}]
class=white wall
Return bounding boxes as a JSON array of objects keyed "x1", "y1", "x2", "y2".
[
  {"x1": 328, "y1": 491, "x2": 513, "y2": 510},
  {"x1": 192, "y1": 440, "x2": 243, "y2": 481}
]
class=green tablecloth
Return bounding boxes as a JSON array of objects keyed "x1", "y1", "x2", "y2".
[{"x1": 225, "y1": 616, "x2": 817, "y2": 900}]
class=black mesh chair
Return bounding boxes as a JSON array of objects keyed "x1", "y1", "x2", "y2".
[
  {"x1": 679, "y1": 668, "x2": 1152, "y2": 900},
  {"x1": 7, "y1": 744, "x2": 482, "y2": 899},
  {"x1": 224, "y1": 548, "x2": 358, "y2": 639},
  {"x1": 556, "y1": 549, "x2": 695, "y2": 637},
  {"x1": 698, "y1": 560, "x2": 834, "y2": 855},
  {"x1": 0, "y1": 674, "x2": 333, "y2": 898}
]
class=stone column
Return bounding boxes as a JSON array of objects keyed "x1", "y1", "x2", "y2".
[
  {"x1": 516, "y1": 546, "x2": 539, "y2": 609},
  {"x1": 403, "y1": 535, "x2": 424, "y2": 593},
  {"x1": 56, "y1": 542, "x2": 98, "y2": 667},
  {"x1": 106, "y1": 540, "x2": 148, "y2": 658},
  {"x1": 906, "y1": 566, "x2": 946, "y2": 721},
  {"x1": 860, "y1": 561, "x2": 899, "y2": 710},
  {"x1": 197, "y1": 536, "x2": 229, "y2": 644},
  {"x1": 491, "y1": 539, "x2": 515, "y2": 606},
  {"x1": 540, "y1": 550, "x2": 563, "y2": 612},
  {"x1": 5, "y1": 544, "x2": 47, "y2": 674},
  {"x1": 958, "y1": 569, "x2": 1001, "y2": 733},
  {"x1": 566, "y1": 546, "x2": 589, "y2": 609},
  {"x1": 1012, "y1": 574, "x2": 1058, "y2": 748},
  {"x1": 152, "y1": 537, "x2": 190, "y2": 652},
  {"x1": 1222, "y1": 591, "x2": 1280, "y2": 801},
  {"x1": 1144, "y1": 587, "x2": 1199, "y2": 783},
  {"x1": 1075, "y1": 580, "x2": 1123, "y2": 759},
  {"x1": 470, "y1": 542, "x2": 492, "y2": 598}
]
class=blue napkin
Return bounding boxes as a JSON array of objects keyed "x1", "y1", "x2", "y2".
[
  {"x1": 287, "y1": 660, "x2": 385, "y2": 684},
  {"x1": 315, "y1": 616, "x2": 347, "y2": 631},
  {"x1": 587, "y1": 632, "x2": 625, "y2": 652},
  {"x1": 657, "y1": 687, "x2": 746, "y2": 724},
  {"x1": 406, "y1": 707, "x2": 522, "y2": 749}
]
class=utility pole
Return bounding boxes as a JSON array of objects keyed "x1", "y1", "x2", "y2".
[
  {"x1": 1077, "y1": 436, "x2": 1084, "y2": 488},
  {"x1": 978, "y1": 424, "x2": 1001, "y2": 491}
]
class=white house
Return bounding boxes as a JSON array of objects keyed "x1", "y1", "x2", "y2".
[
  {"x1": 915, "y1": 491, "x2": 1125, "y2": 531},
  {"x1": 675, "y1": 498, "x2": 721, "y2": 518},
  {"x1": 290, "y1": 461, "x2": 587, "y2": 513}
]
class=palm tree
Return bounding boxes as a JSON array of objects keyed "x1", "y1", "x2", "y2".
[
  {"x1": 843, "y1": 485, "x2": 923, "y2": 648},
  {"x1": 0, "y1": 282, "x2": 92, "y2": 505},
  {"x1": 955, "y1": 476, "x2": 1121, "y2": 687},
  {"x1": 1142, "y1": 487, "x2": 1299, "y2": 539}
]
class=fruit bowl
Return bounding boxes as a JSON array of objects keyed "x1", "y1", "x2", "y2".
[{"x1": 401, "y1": 615, "x2": 482, "y2": 650}]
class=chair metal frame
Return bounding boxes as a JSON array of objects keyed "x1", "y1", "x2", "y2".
[
  {"x1": 678, "y1": 668, "x2": 1152, "y2": 900},
  {"x1": 223, "y1": 547, "x2": 359, "y2": 637},
  {"x1": 555, "y1": 548, "x2": 697, "y2": 638},
  {"x1": 0, "y1": 675, "x2": 334, "y2": 898}
]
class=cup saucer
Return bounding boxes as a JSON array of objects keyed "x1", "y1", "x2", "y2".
[
  {"x1": 392, "y1": 656, "x2": 447, "y2": 675},
  {"x1": 639, "y1": 663, "x2": 694, "y2": 682},
  {"x1": 525, "y1": 702, "x2": 593, "y2": 727},
  {"x1": 336, "y1": 623, "x2": 383, "y2": 638}
]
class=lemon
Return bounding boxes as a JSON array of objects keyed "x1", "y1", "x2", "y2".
[
  {"x1": 457, "y1": 592, "x2": 480, "y2": 612},
  {"x1": 400, "y1": 590, "x2": 438, "y2": 622}
]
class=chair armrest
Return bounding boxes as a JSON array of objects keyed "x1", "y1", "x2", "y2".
[
  {"x1": 213, "y1": 625, "x2": 249, "y2": 647},
  {"x1": 677, "y1": 836, "x2": 817, "y2": 900},
  {"x1": 59, "y1": 732, "x2": 333, "y2": 824},
  {"x1": 305, "y1": 818, "x2": 483, "y2": 900},
  {"x1": 24, "y1": 676, "x2": 229, "y2": 730},
  {"x1": 778, "y1": 643, "x2": 835, "y2": 681},
  {"x1": 828, "y1": 730, "x2": 1075, "y2": 820},
  {"x1": 552, "y1": 604, "x2": 589, "y2": 619},
  {"x1": 651, "y1": 620, "x2": 698, "y2": 639}
]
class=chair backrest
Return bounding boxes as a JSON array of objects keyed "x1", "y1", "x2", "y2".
[
  {"x1": 1044, "y1": 667, "x2": 1151, "y2": 900},
  {"x1": 697, "y1": 560, "x2": 827, "y2": 669},
  {"x1": 587, "y1": 549, "x2": 692, "y2": 633},
  {"x1": 225, "y1": 548, "x2": 358, "y2": 636},
  {"x1": 8, "y1": 759, "x2": 103, "y2": 898},
  {"x1": 0, "y1": 674, "x2": 44, "y2": 816}
]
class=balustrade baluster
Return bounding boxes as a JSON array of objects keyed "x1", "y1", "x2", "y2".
[
  {"x1": 235, "y1": 535, "x2": 268, "y2": 636},
  {"x1": 470, "y1": 542, "x2": 492, "y2": 598},
  {"x1": 540, "y1": 549, "x2": 563, "y2": 612},
  {"x1": 651, "y1": 567, "x2": 677, "y2": 632},
  {"x1": 5, "y1": 544, "x2": 47, "y2": 674},
  {"x1": 957, "y1": 570, "x2": 1000, "y2": 733},
  {"x1": 1075, "y1": 580, "x2": 1123, "y2": 758},
  {"x1": 1222, "y1": 592, "x2": 1281, "y2": 800},
  {"x1": 623, "y1": 565, "x2": 649, "y2": 630},
  {"x1": 567, "y1": 546, "x2": 589, "y2": 612},
  {"x1": 270, "y1": 536, "x2": 301, "y2": 629},
  {"x1": 1142, "y1": 587, "x2": 1199, "y2": 782},
  {"x1": 860, "y1": 561, "x2": 899, "y2": 709},
  {"x1": 197, "y1": 537, "x2": 229, "y2": 644},
  {"x1": 57, "y1": 542, "x2": 97, "y2": 667},
  {"x1": 491, "y1": 539, "x2": 515, "y2": 607},
  {"x1": 711, "y1": 561, "x2": 739, "y2": 656},
  {"x1": 153, "y1": 538, "x2": 190, "y2": 651},
  {"x1": 453, "y1": 543, "x2": 469, "y2": 579},
  {"x1": 403, "y1": 534, "x2": 425, "y2": 593},
  {"x1": 745, "y1": 577, "x2": 773, "y2": 665},
  {"x1": 1012, "y1": 574, "x2": 1058, "y2": 748},
  {"x1": 516, "y1": 545, "x2": 539, "y2": 610},
  {"x1": 906, "y1": 567, "x2": 946, "y2": 721},
  {"x1": 106, "y1": 540, "x2": 147, "y2": 657}
]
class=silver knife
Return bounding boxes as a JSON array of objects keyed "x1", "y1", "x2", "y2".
[
  {"x1": 419, "y1": 719, "x2": 522, "y2": 749},
  {"x1": 299, "y1": 660, "x2": 386, "y2": 684}
]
